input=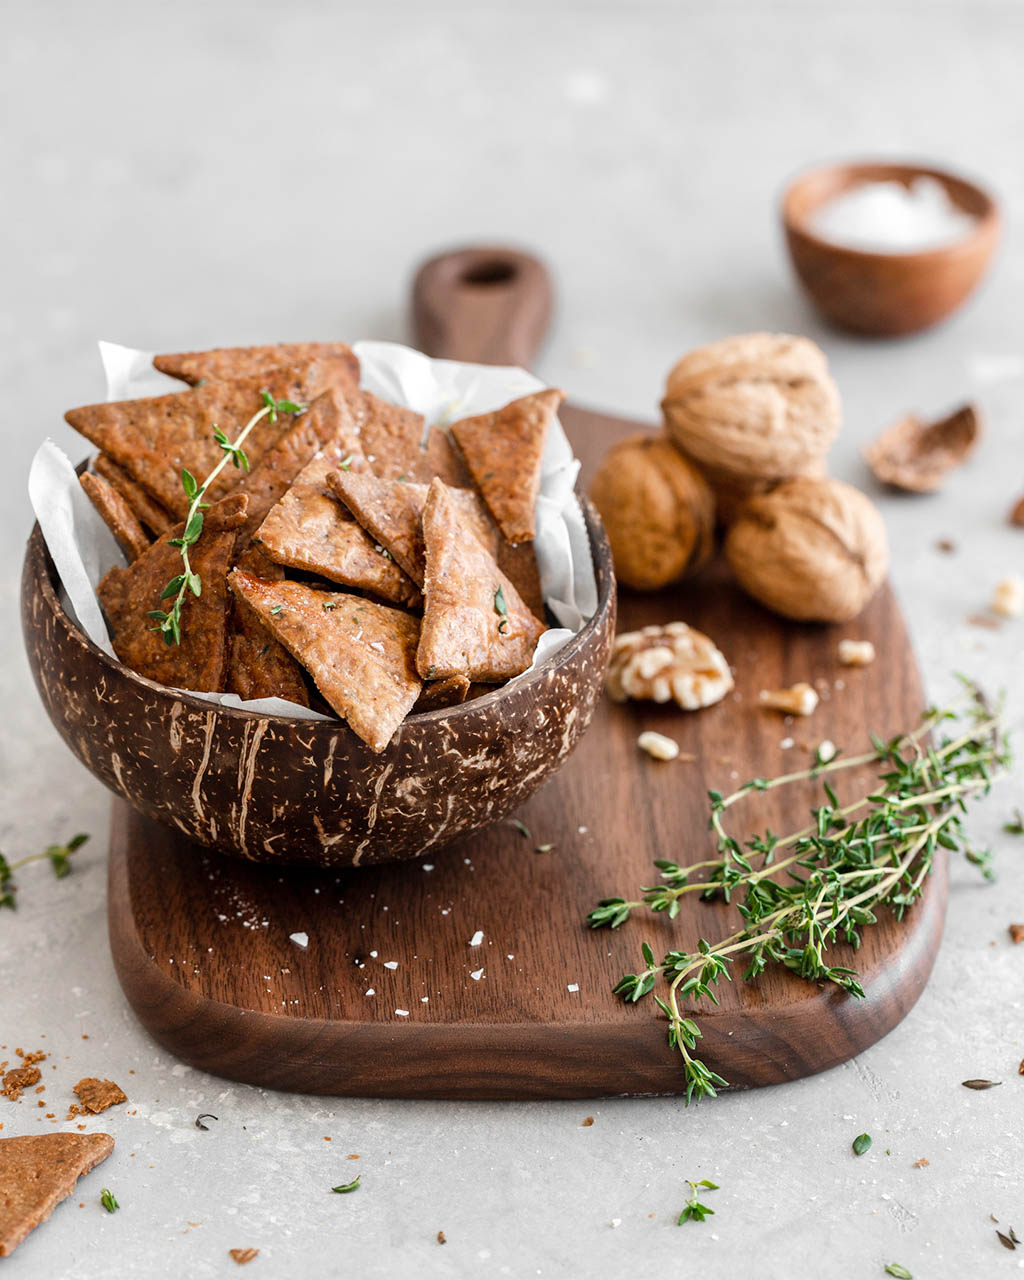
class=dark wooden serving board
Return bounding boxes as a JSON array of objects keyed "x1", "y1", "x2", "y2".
[{"x1": 106, "y1": 249, "x2": 940, "y2": 1099}]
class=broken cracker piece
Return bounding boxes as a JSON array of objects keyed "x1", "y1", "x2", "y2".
[
  {"x1": 153, "y1": 341, "x2": 359, "y2": 389},
  {"x1": 416, "y1": 479, "x2": 546, "y2": 681},
  {"x1": 450, "y1": 388, "x2": 565, "y2": 542},
  {"x1": 2, "y1": 1066, "x2": 42, "y2": 1102},
  {"x1": 65, "y1": 363, "x2": 348, "y2": 517},
  {"x1": 72, "y1": 1078, "x2": 127, "y2": 1115},
  {"x1": 98, "y1": 494, "x2": 247, "y2": 693},
  {"x1": 863, "y1": 403, "x2": 981, "y2": 493},
  {"x1": 80, "y1": 472, "x2": 151, "y2": 561},
  {"x1": 414, "y1": 674, "x2": 472, "y2": 713},
  {"x1": 0, "y1": 1132, "x2": 114, "y2": 1257},
  {"x1": 256, "y1": 443, "x2": 420, "y2": 609},
  {"x1": 1010, "y1": 495, "x2": 1024, "y2": 528},
  {"x1": 759, "y1": 683, "x2": 819, "y2": 716},
  {"x1": 229, "y1": 1248, "x2": 261, "y2": 1265},
  {"x1": 228, "y1": 571, "x2": 422, "y2": 752}
]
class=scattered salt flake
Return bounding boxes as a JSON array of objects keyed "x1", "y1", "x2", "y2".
[
  {"x1": 470, "y1": 968, "x2": 485, "y2": 981},
  {"x1": 365, "y1": 989, "x2": 375, "y2": 997},
  {"x1": 422, "y1": 864, "x2": 434, "y2": 872},
  {"x1": 383, "y1": 961, "x2": 398, "y2": 970},
  {"x1": 578, "y1": 825, "x2": 588, "y2": 834},
  {"x1": 369, "y1": 950, "x2": 378, "y2": 958},
  {"x1": 610, "y1": 1218, "x2": 622, "y2": 1229},
  {"x1": 420, "y1": 997, "x2": 429, "y2": 1003},
  {"x1": 780, "y1": 737, "x2": 795, "y2": 749},
  {"x1": 469, "y1": 931, "x2": 484, "y2": 947},
  {"x1": 395, "y1": 1009, "x2": 409, "y2": 1017},
  {"x1": 289, "y1": 932, "x2": 309, "y2": 949},
  {"x1": 816, "y1": 739, "x2": 837, "y2": 764},
  {"x1": 507, "y1": 954, "x2": 515, "y2": 960},
  {"x1": 567, "y1": 983, "x2": 580, "y2": 993}
]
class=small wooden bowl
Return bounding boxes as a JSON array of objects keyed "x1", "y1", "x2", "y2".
[
  {"x1": 21, "y1": 503, "x2": 616, "y2": 868},
  {"x1": 782, "y1": 161, "x2": 1000, "y2": 336}
]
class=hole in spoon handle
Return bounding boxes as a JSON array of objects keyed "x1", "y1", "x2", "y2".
[{"x1": 410, "y1": 245, "x2": 554, "y2": 368}]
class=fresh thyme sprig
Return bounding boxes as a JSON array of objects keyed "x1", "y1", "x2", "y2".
[
  {"x1": 677, "y1": 1178, "x2": 718, "y2": 1225},
  {"x1": 0, "y1": 833, "x2": 90, "y2": 908},
  {"x1": 588, "y1": 681, "x2": 1010, "y2": 1105},
  {"x1": 148, "y1": 391, "x2": 306, "y2": 646},
  {"x1": 100, "y1": 1188, "x2": 119, "y2": 1214}
]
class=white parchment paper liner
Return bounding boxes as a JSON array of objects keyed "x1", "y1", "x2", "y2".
[{"x1": 28, "y1": 341, "x2": 598, "y2": 721}]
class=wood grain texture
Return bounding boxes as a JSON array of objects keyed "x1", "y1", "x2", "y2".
[{"x1": 107, "y1": 400, "x2": 941, "y2": 1100}]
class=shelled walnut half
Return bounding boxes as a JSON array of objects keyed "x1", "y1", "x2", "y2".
[{"x1": 606, "y1": 622, "x2": 733, "y2": 710}]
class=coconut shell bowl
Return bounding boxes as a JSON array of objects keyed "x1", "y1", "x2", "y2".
[
  {"x1": 782, "y1": 160, "x2": 1000, "y2": 336},
  {"x1": 21, "y1": 498, "x2": 614, "y2": 868}
]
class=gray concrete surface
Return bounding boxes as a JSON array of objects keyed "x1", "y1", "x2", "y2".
[{"x1": 2, "y1": 2, "x2": 1023, "y2": 1276}]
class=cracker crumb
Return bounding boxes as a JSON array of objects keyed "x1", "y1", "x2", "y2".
[
  {"x1": 1009, "y1": 923, "x2": 1024, "y2": 944},
  {"x1": 229, "y1": 1248, "x2": 260, "y2": 1265},
  {"x1": 2, "y1": 1066, "x2": 42, "y2": 1102},
  {"x1": 437, "y1": 1231, "x2": 447, "y2": 1245},
  {"x1": 582, "y1": 1116, "x2": 594, "y2": 1127},
  {"x1": 72, "y1": 1078, "x2": 127, "y2": 1115},
  {"x1": 913, "y1": 1157, "x2": 930, "y2": 1168}
]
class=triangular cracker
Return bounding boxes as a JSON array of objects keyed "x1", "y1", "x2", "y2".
[
  {"x1": 450, "y1": 388, "x2": 564, "y2": 543},
  {"x1": 153, "y1": 341, "x2": 359, "y2": 390},
  {"x1": 227, "y1": 546, "x2": 310, "y2": 706},
  {"x1": 0, "y1": 1132, "x2": 114, "y2": 1257},
  {"x1": 80, "y1": 471, "x2": 151, "y2": 561},
  {"x1": 98, "y1": 495, "x2": 247, "y2": 693},
  {"x1": 65, "y1": 362, "x2": 349, "y2": 518},
  {"x1": 417, "y1": 480, "x2": 547, "y2": 681},
  {"x1": 256, "y1": 439, "x2": 420, "y2": 609},
  {"x1": 93, "y1": 453, "x2": 174, "y2": 534},
  {"x1": 328, "y1": 472, "x2": 497, "y2": 587},
  {"x1": 497, "y1": 539, "x2": 545, "y2": 622},
  {"x1": 228, "y1": 571, "x2": 422, "y2": 752},
  {"x1": 419, "y1": 425, "x2": 472, "y2": 487}
]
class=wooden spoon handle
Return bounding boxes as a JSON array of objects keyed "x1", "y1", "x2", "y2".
[{"x1": 410, "y1": 246, "x2": 553, "y2": 368}]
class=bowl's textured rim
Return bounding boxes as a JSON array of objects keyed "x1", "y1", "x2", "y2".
[
  {"x1": 780, "y1": 158, "x2": 1001, "y2": 264},
  {"x1": 27, "y1": 485, "x2": 615, "y2": 731}
]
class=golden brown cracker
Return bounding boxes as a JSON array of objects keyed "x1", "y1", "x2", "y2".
[
  {"x1": 226, "y1": 546, "x2": 310, "y2": 706},
  {"x1": 0, "y1": 1132, "x2": 114, "y2": 1257},
  {"x1": 153, "y1": 341, "x2": 359, "y2": 389},
  {"x1": 65, "y1": 364, "x2": 344, "y2": 517},
  {"x1": 80, "y1": 471, "x2": 151, "y2": 561},
  {"x1": 413, "y1": 674, "x2": 472, "y2": 713},
  {"x1": 450, "y1": 388, "x2": 564, "y2": 543},
  {"x1": 256, "y1": 446, "x2": 420, "y2": 608},
  {"x1": 228, "y1": 572, "x2": 422, "y2": 752},
  {"x1": 417, "y1": 480, "x2": 547, "y2": 681}
]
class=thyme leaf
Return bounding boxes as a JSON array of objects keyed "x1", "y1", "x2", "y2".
[
  {"x1": 677, "y1": 1178, "x2": 718, "y2": 1225},
  {"x1": 588, "y1": 680, "x2": 1010, "y2": 1105},
  {"x1": 494, "y1": 584, "x2": 509, "y2": 634},
  {"x1": 100, "y1": 1188, "x2": 119, "y2": 1213},
  {"x1": 332, "y1": 1176, "x2": 361, "y2": 1194},
  {"x1": 153, "y1": 392, "x2": 306, "y2": 646},
  {"x1": 852, "y1": 1133, "x2": 872, "y2": 1156}
]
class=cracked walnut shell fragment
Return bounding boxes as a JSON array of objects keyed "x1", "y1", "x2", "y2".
[{"x1": 606, "y1": 622, "x2": 733, "y2": 710}]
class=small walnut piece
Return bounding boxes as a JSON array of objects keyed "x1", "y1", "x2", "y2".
[
  {"x1": 607, "y1": 622, "x2": 733, "y2": 710},
  {"x1": 838, "y1": 639, "x2": 876, "y2": 667},
  {"x1": 725, "y1": 477, "x2": 889, "y2": 623},
  {"x1": 637, "y1": 730, "x2": 681, "y2": 761},
  {"x1": 759, "y1": 683, "x2": 819, "y2": 716},
  {"x1": 991, "y1": 576, "x2": 1024, "y2": 619},
  {"x1": 864, "y1": 403, "x2": 981, "y2": 493},
  {"x1": 589, "y1": 432, "x2": 715, "y2": 590},
  {"x1": 662, "y1": 333, "x2": 840, "y2": 517}
]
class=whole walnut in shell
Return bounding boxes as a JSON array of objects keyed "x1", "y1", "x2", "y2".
[
  {"x1": 724, "y1": 477, "x2": 889, "y2": 623},
  {"x1": 662, "y1": 333, "x2": 841, "y2": 518},
  {"x1": 589, "y1": 433, "x2": 715, "y2": 590}
]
